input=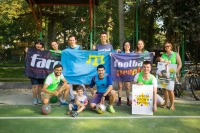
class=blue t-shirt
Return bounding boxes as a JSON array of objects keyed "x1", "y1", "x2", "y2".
[
  {"x1": 95, "y1": 44, "x2": 113, "y2": 51},
  {"x1": 89, "y1": 74, "x2": 112, "y2": 93},
  {"x1": 66, "y1": 45, "x2": 82, "y2": 50}
]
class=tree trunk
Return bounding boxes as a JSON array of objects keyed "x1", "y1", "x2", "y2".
[{"x1": 118, "y1": 0, "x2": 124, "y2": 49}]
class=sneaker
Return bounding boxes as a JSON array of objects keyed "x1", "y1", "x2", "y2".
[
  {"x1": 33, "y1": 98, "x2": 37, "y2": 105},
  {"x1": 127, "y1": 101, "x2": 131, "y2": 106},
  {"x1": 60, "y1": 102, "x2": 69, "y2": 106},
  {"x1": 116, "y1": 101, "x2": 121, "y2": 106},
  {"x1": 108, "y1": 106, "x2": 115, "y2": 113},
  {"x1": 37, "y1": 98, "x2": 42, "y2": 104},
  {"x1": 67, "y1": 110, "x2": 73, "y2": 115},
  {"x1": 70, "y1": 99, "x2": 75, "y2": 104},
  {"x1": 72, "y1": 111, "x2": 78, "y2": 117}
]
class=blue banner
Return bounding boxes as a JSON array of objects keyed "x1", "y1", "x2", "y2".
[
  {"x1": 25, "y1": 48, "x2": 61, "y2": 79},
  {"x1": 111, "y1": 52, "x2": 154, "y2": 81},
  {"x1": 61, "y1": 50, "x2": 111, "y2": 84}
]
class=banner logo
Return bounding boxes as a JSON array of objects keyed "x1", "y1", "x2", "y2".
[
  {"x1": 86, "y1": 55, "x2": 105, "y2": 66},
  {"x1": 31, "y1": 54, "x2": 60, "y2": 69}
]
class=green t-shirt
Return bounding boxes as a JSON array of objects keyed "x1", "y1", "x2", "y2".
[
  {"x1": 45, "y1": 73, "x2": 62, "y2": 92},
  {"x1": 161, "y1": 51, "x2": 177, "y2": 64},
  {"x1": 49, "y1": 49, "x2": 62, "y2": 57},
  {"x1": 137, "y1": 72, "x2": 153, "y2": 85}
]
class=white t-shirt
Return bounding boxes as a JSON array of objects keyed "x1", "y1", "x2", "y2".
[
  {"x1": 45, "y1": 73, "x2": 64, "y2": 85},
  {"x1": 77, "y1": 95, "x2": 88, "y2": 104},
  {"x1": 134, "y1": 73, "x2": 157, "y2": 88}
]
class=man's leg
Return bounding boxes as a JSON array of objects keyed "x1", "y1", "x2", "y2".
[
  {"x1": 69, "y1": 84, "x2": 75, "y2": 100},
  {"x1": 62, "y1": 84, "x2": 70, "y2": 101},
  {"x1": 156, "y1": 94, "x2": 164, "y2": 106},
  {"x1": 108, "y1": 90, "x2": 116, "y2": 106},
  {"x1": 108, "y1": 90, "x2": 116, "y2": 113},
  {"x1": 41, "y1": 93, "x2": 51, "y2": 105},
  {"x1": 90, "y1": 93, "x2": 101, "y2": 110},
  {"x1": 58, "y1": 84, "x2": 70, "y2": 105}
]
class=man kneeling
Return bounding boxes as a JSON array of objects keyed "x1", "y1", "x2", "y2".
[
  {"x1": 89, "y1": 65, "x2": 116, "y2": 113},
  {"x1": 41, "y1": 64, "x2": 70, "y2": 106}
]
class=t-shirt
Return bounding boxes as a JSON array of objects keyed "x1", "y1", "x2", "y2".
[
  {"x1": 45, "y1": 73, "x2": 64, "y2": 86},
  {"x1": 77, "y1": 95, "x2": 88, "y2": 104},
  {"x1": 89, "y1": 74, "x2": 112, "y2": 93},
  {"x1": 95, "y1": 44, "x2": 113, "y2": 51},
  {"x1": 66, "y1": 45, "x2": 82, "y2": 50},
  {"x1": 161, "y1": 51, "x2": 177, "y2": 64},
  {"x1": 134, "y1": 72, "x2": 157, "y2": 88}
]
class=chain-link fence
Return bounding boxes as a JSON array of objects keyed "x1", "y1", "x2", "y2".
[{"x1": 0, "y1": 0, "x2": 200, "y2": 81}]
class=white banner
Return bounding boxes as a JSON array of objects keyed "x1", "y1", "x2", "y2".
[
  {"x1": 156, "y1": 62, "x2": 177, "y2": 90},
  {"x1": 131, "y1": 85, "x2": 153, "y2": 115}
]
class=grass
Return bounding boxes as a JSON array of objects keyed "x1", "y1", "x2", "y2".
[
  {"x1": 0, "y1": 103, "x2": 200, "y2": 133},
  {"x1": 0, "y1": 61, "x2": 25, "y2": 67},
  {"x1": 0, "y1": 67, "x2": 29, "y2": 81},
  {"x1": 0, "y1": 119, "x2": 199, "y2": 133}
]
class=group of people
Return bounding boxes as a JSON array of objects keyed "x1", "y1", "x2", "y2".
[{"x1": 25, "y1": 31, "x2": 182, "y2": 117}]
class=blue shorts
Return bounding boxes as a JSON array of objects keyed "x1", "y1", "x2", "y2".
[
  {"x1": 72, "y1": 104, "x2": 86, "y2": 110},
  {"x1": 90, "y1": 92, "x2": 109, "y2": 104},
  {"x1": 72, "y1": 104, "x2": 78, "y2": 110},
  {"x1": 30, "y1": 77, "x2": 44, "y2": 85}
]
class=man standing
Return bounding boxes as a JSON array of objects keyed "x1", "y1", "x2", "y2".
[
  {"x1": 65, "y1": 35, "x2": 87, "y2": 103},
  {"x1": 132, "y1": 61, "x2": 164, "y2": 112},
  {"x1": 66, "y1": 35, "x2": 82, "y2": 50},
  {"x1": 95, "y1": 31, "x2": 113, "y2": 51},
  {"x1": 89, "y1": 65, "x2": 116, "y2": 113},
  {"x1": 41, "y1": 64, "x2": 70, "y2": 106}
]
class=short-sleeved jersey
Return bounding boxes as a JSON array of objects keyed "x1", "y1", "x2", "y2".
[
  {"x1": 89, "y1": 74, "x2": 112, "y2": 93},
  {"x1": 66, "y1": 45, "x2": 82, "y2": 50},
  {"x1": 95, "y1": 44, "x2": 113, "y2": 51},
  {"x1": 134, "y1": 72, "x2": 157, "y2": 88},
  {"x1": 45, "y1": 73, "x2": 64, "y2": 92}
]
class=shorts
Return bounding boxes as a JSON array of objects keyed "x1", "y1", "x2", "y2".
[
  {"x1": 157, "y1": 94, "x2": 164, "y2": 104},
  {"x1": 90, "y1": 92, "x2": 109, "y2": 104},
  {"x1": 30, "y1": 77, "x2": 44, "y2": 85},
  {"x1": 71, "y1": 103, "x2": 86, "y2": 110}
]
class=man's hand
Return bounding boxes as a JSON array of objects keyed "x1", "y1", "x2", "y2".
[
  {"x1": 100, "y1": 96, "x2": 105, "y2": 104},
  {"x1": 92, "y1": 93, "x2": 97, "y2": 98},
  {"x1": 137, "y1": 82, "x2": 143, "y2": 85}
]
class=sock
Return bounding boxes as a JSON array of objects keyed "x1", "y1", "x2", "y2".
[
  {"x1": 118, "y1": 97, "x2": 121, "y2": 101},
  {"x1": 127, "y1": 97, "x2": 129, "y2": 102}
]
